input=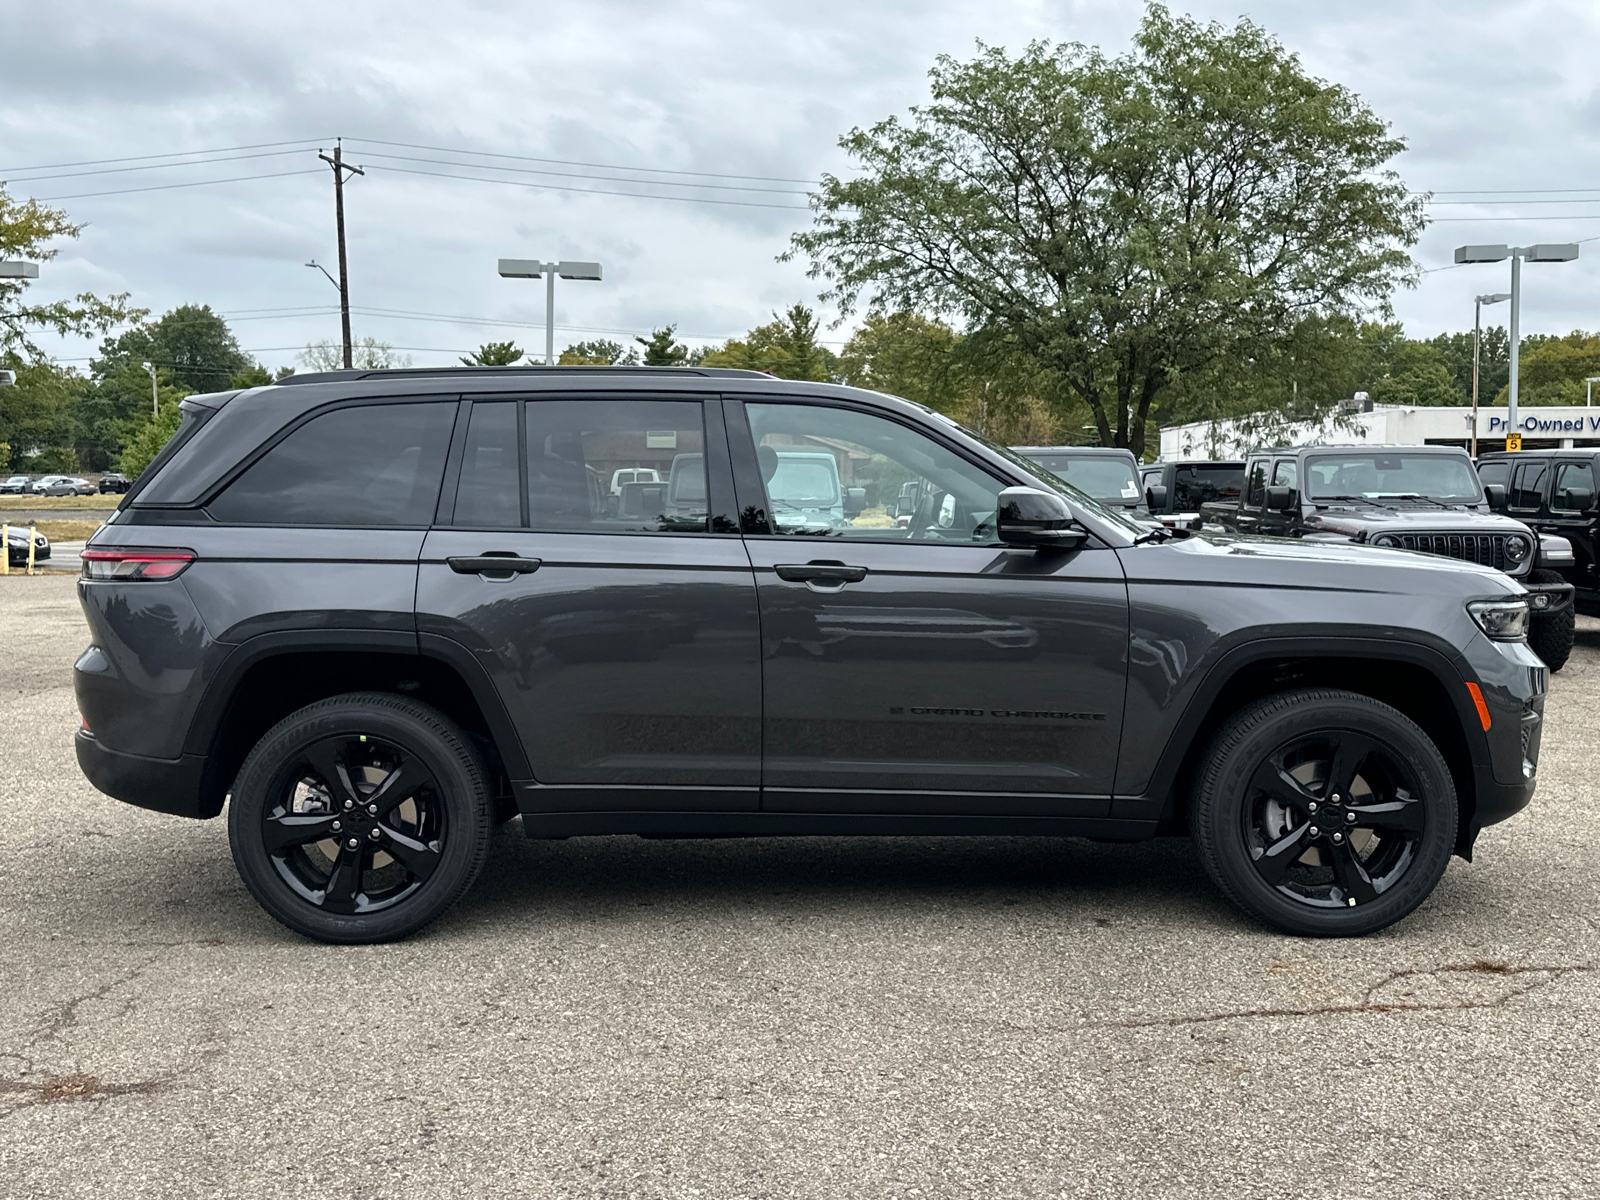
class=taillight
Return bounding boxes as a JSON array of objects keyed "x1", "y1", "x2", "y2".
[{"x1": 80, "y1": 547, "x2": 196, "y2": 581}]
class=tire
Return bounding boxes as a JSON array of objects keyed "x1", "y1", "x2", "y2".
[
  {"x1": 1527, "y1": 570, "x2": 1574, "y2": 672},
  {"x1": 228, "y1": 692, "x2": 493, "y2": 944},
  {"x1": 1191, "y1": 688, "x2": 1457, "y2": 937}
]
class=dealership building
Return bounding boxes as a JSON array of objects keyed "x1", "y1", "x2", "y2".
[{"x1": 1158, "y1": 402, "x2": 1600, "y2": 461}]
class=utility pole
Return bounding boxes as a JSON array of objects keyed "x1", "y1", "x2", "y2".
[{"x1": 318, "y1": 139, "x2": 364, "y2": 369}]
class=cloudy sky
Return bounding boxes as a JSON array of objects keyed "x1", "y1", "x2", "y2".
[{"x1": 5, "y1": 0, "x2": 1599, "y2": 374}]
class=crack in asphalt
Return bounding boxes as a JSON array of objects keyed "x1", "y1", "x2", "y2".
[{"x1": 1108, "y1": 960, "x2": 1596, "y2": 1028}]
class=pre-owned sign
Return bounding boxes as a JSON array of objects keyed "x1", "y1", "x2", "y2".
[{"x1": 1479, "y1": 408, "x2": 1600, "y2": 435}]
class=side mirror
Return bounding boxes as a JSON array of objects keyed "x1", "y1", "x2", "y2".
[
  {"x1": 1561, "y1": 486, "x2": 1594, "y2": 511},
  {"x1": 843, "y1": 486, "x2": 866, "y2": 518},
  {"x1": 1483, "y1": 483, "x2": 1506, "y2": 511},
  {"x1": 1265, "y1": 485, "x2": 1295, "y2": 511},
  {"x1": 1145, "y1": 484, "x2": 1168, "y2": 511},
  {"x1": 997, "y1": 487, "x2": 1087, "y2": 549}
]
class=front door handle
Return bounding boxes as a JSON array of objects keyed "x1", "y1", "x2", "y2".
[
  {"x1": 774, "y1": 561, "x2": 868, "y2": 584},
  {"x1": 448, "y1": 554, "x2": 541, "y2": 577}
]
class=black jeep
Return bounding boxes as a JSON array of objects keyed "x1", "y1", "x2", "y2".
[
  {"x1": 1138, "y1": 459, "x2": 1245, "y2": 527},
  {"x1": 1476, "y1": 450, "x2": 1599, "y2": 615},
  {"x1": 74, "y1": 369, "x2": 1548, "y2": 943},
  {"x1": 1202, "y1": 445, "x2": 1575, "y2": 669}
]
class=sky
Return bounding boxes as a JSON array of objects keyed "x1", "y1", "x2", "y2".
[{"x1": 4, "y1": 0, "x2": 1599, "y2": 375}]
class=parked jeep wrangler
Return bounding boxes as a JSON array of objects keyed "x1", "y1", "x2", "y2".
[
  {"x1": 76, "y1": 369, "x2": 1546, "y2": 942},
  {"x1": 1202, "y1": 445, "x2": 1575, "y2": 670},
  {"x1": 1476, "y1": 449, "x2": 1599, "y2": 616},
  {"x1": 1138, "y1": 459, "x2": 1245, "y2": 528}
]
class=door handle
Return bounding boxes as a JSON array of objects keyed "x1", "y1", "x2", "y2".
[
  {"x1": 447, "y1": 554, "x2": 541, "y2": 577},
  {"x1": 774, "y1": 562, "x2": 868, "y2": 584}
]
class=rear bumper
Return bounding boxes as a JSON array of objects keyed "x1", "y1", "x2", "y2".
[{"x1": 74, "y1": 731, "x2": 217, "y2": 818}]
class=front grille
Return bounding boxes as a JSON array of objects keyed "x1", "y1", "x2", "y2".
[{"x1": 1394, "y1": 532, "x2": 1508, "y2": 570}]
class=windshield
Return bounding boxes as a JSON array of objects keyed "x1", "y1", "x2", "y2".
[
  {"x1": 768, "y1": 458, "x2": 839, "y2": 507},
  {"x1": 1305, "y1": 453, "x2": 1483, "y2": 502},
  {"x1": 1025, "y1": 454, "x2": 1141, "y2": 503}
]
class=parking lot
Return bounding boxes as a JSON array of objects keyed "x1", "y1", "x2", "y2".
[{"x1": 1, "y1": 572, "x2": 1597, "y2": 1199}]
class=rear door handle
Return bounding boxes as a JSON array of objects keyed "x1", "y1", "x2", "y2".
[
  {"x1": 774, "y1": 562, "x2": 868, "y2": 584},
  {"x1": 448, "y1": 555, "x2": 541, "y2": 577}
]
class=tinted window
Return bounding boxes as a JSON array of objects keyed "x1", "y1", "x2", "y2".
[
  {"x1": 1027, "y1": 454, "x2": 1141, "y2": 502},
  {"x1": 1272, "y1": 460, "x2": 1298, "y2": 489},
  {"x1": 526, "y1": 400, "x2": 706, "y2": 533},
  {"x1": 1172, "y1": 465, "x2": 1242, "y2": 509},
  {"x1": 746, "y1": 403, "x2": 1003, "y2": 541},
  {"x1": 209, "y1": 402, "x2": 455, "y2": 526},
  {"x1": 1510, "y1": 461, "x2": 1548, "y2": 510},
  {"x1": 1476, "y1": 460, "x2": 1510, "y2": 489},
  {"x1": 1244, "y1": 462, "x2": 1267, "y2": 508},
  {"x1": 1552, "y1": 462, "x2": 1595, "y2": 511},
  {"x1": 451, "y1": 402, "x2": 521, "y2": 528}
]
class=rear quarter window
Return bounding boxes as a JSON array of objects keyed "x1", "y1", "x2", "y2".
[{"x1": 207, "y1": 401, "x2": 456, "y2": 527}]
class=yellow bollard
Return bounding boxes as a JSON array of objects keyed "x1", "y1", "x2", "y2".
[{"x1": 1, "y1": 523, "x2": 8, "y2": 576}]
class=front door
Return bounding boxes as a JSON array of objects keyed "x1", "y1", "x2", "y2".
[
  {"x1": 416, "y1": 394, "x2": 761, "y2": 812},
  {"x1": 726, "y1": 398, "x2": 1128, "y2": 816}
]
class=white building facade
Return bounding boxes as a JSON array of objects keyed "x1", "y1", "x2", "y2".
[{"x1": 1158, "y1": 403, "x2": 1600, "y2": 461}]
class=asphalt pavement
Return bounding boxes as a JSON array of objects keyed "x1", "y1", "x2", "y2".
[{"x1": 2, "y1": 571, "x2": 1598, "y2": 1199}]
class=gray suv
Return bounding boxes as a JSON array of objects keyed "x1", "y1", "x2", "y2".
[{"x1": 75, "y1": 368, "x2": 1548, "y2": 942}]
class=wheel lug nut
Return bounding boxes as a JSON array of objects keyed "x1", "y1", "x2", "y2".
[
  {"x1": 1331, "y1": 794, "x2": 1341, "y2": 804},
  {"x1": 367, "y1": 804, "x2": 378, "y2": 815},
  {"x1": 1346, "y1": 812, "x2": 1357, "y2": 823},
  {"x1": 346, "y1": 838, "x2": 359, "y2": 849},
  {"x1": 1308, "y1": 825, "x2": 1320, "y2": 836},
  {"x1": 1308, "y1": 802, "x2": 1318, "y2": 812},
  {"x1": 331, "y1": 820, "x2": 342, "y2": 832},
  {"x1": 367, "y1": 828, "x2": 381, "y2": 840},
  {"x1": 343, "y1": 799, "x2": 353, "y2": 810},
  {"x1": 1332, "y1": 832, "x2": 1344, "y2": 844}
]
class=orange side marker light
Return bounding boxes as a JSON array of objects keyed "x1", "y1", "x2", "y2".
[{"x1": 1465, "y1": 682, "x2": 1491, "y2": 731}]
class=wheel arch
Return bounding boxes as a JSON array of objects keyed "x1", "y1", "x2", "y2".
[
  {"x1": 1142, "y1": 637, "x2": 1486, "y2": 859},
  {"x1": 186, "y1": 631, "x2": 529, "y2": 818}
]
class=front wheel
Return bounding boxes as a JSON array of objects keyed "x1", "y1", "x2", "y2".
[
  {"x1": 1191, "y1": 689, "x2": 1457, "y2": 937},
  {"x1": 228, "y1": 693, "x2": 493, "y2": 943},
  {"x1": 1527, "y1": 570, "x2": 1574, "y2": 672}
]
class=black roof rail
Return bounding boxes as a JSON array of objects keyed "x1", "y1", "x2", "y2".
[{"x1": 272, "y1": 365, "x2": 775, "y2": 386}]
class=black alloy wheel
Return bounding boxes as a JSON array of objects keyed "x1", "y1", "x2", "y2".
[
  {"x1": 229, "y1": 693, "x2": 492, "y2": 943},
  {"x1": 1192, "y1": 689, "x2": 1456, "y2": 937}
]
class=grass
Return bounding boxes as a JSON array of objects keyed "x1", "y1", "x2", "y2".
[
  {"x1": 0, "y1": 494, "x2": 120, "y2": 510},
  {"x1": 28, "y1": 519, "x2": 104, "y2": 542}
]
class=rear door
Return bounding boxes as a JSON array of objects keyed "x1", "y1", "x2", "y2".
[
  {"x1": 727, "y1": 397, "x2": 1128, "y2": 815},
  {"x1": 1545, "y1": 459, "x2": 1598, "y2": 581},
  {"x1": 415, "y1": 394, "x2": 762, "y2": 813}
]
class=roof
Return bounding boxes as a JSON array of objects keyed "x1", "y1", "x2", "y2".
[{"x1": 273, "y1": 365, "x2": 773, "y2": 386}]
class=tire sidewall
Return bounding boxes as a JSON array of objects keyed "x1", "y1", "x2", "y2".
[
  {"x1": 1195, "y1": 690, "x2": 1458, "y2": 937},
  {"x1": 228, "y1": 694, "x2": 490, "y2": 943}
]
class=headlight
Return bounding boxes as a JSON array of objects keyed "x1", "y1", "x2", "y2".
[
  {"x1": 1468, "y1": 598, "x2": 1529, "y2": 641},
  {"x1": 1504, "y1": 535, "x2": 1530, "y2": 564},
  {"x1": 1373, "y1": 534, "x2": 1399, "y2": 547}
]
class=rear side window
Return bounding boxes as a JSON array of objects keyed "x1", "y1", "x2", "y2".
[
  {"x1": 526, "y1": 400, "x2": 707, "y2": 533},
  {"x1": 1510, "y1": 461, "x2": 1548, "y2": 511},
  {"x1": 1173, "y1": 465, "x2": 1241, "y2": 509},
  {"x1": 208, "y1": 402, "x2": 455, "y2": 527},
  {"x1": 452, "y1": 402, "x2": 520, "y2": 528}
]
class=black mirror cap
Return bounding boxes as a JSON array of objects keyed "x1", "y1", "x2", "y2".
[
  {"x1": 1146, "y1": 483, "x2": 1169, "y2": 510},
  {"x1": 1265, "y1": 485, "x2": 1296, "y2": 511},
  {"x1": 1483, "y1": 483, "x2": 1507, "y2": 510},
  {"x1": 1561, "y1": 486, "x2": 1595, "y2": 511},
  {"x1": 997, "y1": 486, "x2": 1087, "y2": 549}
]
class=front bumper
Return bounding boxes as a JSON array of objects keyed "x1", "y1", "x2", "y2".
[
  {"x1": 1521, "y1": 576, "x2": 1574, "y2": 614},
  {"x1": 74, "y1": 731, "x2": 216, "y2": 818}
]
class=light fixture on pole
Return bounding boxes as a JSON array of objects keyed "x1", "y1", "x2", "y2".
[
  {"x1": 0, "y1": 262, "x2": 40, "y2": 279},
  {"x1": 141, "y1": 361, "x2": 159, "y2": 416},
  {"x1": 1454, "y1": 243, "x2": 1580, "y2": 449},
  {"x1": 1470, "y1": 292, "x2": 1510, "y2": 457},
  {"x1": 497, "y1": 259, "x2": 603, "y2": 365}
]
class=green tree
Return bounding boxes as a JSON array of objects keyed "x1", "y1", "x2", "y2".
[
  {"x1": 95, "y1": 304, "x2": 250, "y2": 393},
  {"x1": 117, "y1": 391, "x2": 189, "y2": 478},
  {"x1": 702, "y1": 305, "x2": 841, "y2": 381},
  {"x1": 299, "y1": 337, "x2": 411, "y2": 371},
  {"x1": 559, "y1": 339, "x2": 638, "y2": 365},
  {"x1": 461, "y1": 340, "x2": 524, "y2": 366},
  {"x1": 0, "y1": 358, "x2": 84, "y2": 470},
  {"x1": 839, "y1": 312, "x2": 966, "y2": 411},
  {"x1": 229, "y1": 365, "x2": 273, "y2": 389},
  {"x1": 1494, "y1": 331, "x2": 1600, "y2": 406},
  {"x1": 789, "y1": 6, "x2": 1424, "y2": 450},
  {"x1": 1424, "y1": 326, "x2": 1508, "y2": 405},
  {"x1": 634, "y1": 326, "x2": 690, "y2": 367},
  {"x1": 1, "y1": 186, "x2": 144, "y2": 362}
]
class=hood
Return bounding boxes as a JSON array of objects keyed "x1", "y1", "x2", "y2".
[{"x1": 1306, "y1": 507, "x2": 1529, "y2": 538}]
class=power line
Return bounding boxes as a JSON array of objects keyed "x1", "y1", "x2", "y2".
[
  {"x1": 353, "y1": 150, "x2": 813, "y2": 195},
  {"x1": 4, "y1": 148, "x2": 316, "y2": 185},
  {"x1": 34, "y1": 169, "x2": 324, "y2": 201},
  {"x1": 1429, "y1": 197, "x2": 1600, "y2": 207},
  {"x1": 363, "y1": 163, "x2": 812, "y2": 210},
  {"x1": 0, "y1": 138, "x2": 324, "y2": 175},
  {"x1": 1429, "y1": 214, "x2": 1600, "y2": 222}
]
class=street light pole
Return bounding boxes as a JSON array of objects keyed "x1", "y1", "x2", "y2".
[
  {"x1": 141, "y1": 361, "x2": 158, "y2": 416},
  {"x1": 1472, "y1": 292, "x2": 1510, "y2": 457},
  {"x1": 1454, "y1": 243, "x2": 1579, "y2": 449},
  {"x1": 1586, "y1": 376, "x2": 1600, "y2": 407},
  {"x1": 497, "y1": 259, "x2": 603, "y2": 365}
]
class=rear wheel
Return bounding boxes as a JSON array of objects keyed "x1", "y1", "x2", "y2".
[
  {"x1": 1191, "y1": 689, "x2": 1457, "y2": 937},
  {"x1": 1527, "y1": 570, "x2": 1574, "y2": 672},
  {"x1": 228, "y1": 693, "x2": 493, "y2": 943}
]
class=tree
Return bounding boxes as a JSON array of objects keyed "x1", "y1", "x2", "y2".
[
  {"x1": 839, "y1": 312, "x2": 966, "y2": 411},
  {"x1": 701, "y1": 305, "x2": 841, "y2": 381},
  {"x1": 0, "y1": 358, "x2": 84, "y2": 470},
  {"x1": 789, "y1": 6, "x2": 1424, "y2": 450},
  {"x1": 94, "y1": 304, "x2": 251, "y2": 393},
  {"x1": 559, "y1": 339, "x2": 638, "y2": 365},
  {"x1": 1495, "y1": 331, "x2": 1600, "y2": 406},
  {"x1": 461, "y1": 341, "x2": 524, "y2": 366},
  {"x1": 229, "y1": 365, "x2": 273, "y2": 389},
  {"x1": 299, "y1": 337, "x2": 412, "y2": 371},
  {"x1": 634, "y1": 326, "x2": 690, "y2": 367},
  {"x1": 118, "y1": 391, "x2": 189, "y2": 478},
  {"x1": 1, "y1": 186, "x2": 144, "y2": 363}
]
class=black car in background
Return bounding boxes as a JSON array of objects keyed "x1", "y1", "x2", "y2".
[
  {"x1": 1139, "y1": 460, "x2": 1245, "y2": 527},
  {"x1": 1011, "y1": 445, "x2": 1152, "y2": 521},
  {"x1": 74, "y1": 368, "x2": 1547, "y2": 943},
  {"x1": 1478, "y1": 449, "x2": 1600, "y2": 615},
  {"x1": 1202, "y1": 445, "x2": 1575, "y2": 669},
  {"x1": 98, "y1": 472, "x2": 131, "y2": 494}
]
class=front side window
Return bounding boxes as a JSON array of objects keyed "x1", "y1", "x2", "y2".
[
  {"x1": 1552, "y1": 462, "x2": 1594, "y2": 511},
  {"x1": 526, "y1": 400, "x2": 706, "y2": 533},
  {"x1": 1272, "y1": 460, "x2": 1299, "y2": 490},
  {"x1": 208, "y1": 401, "x2": 455, "y2": 526},
  {"x1": 1510, "y1": 461, "x2": 1548, "y2": 511},
  {"x1": 744, "y1": 403, "x2": 1004, "y2": 541},
  {"x1": 1244, "y1": 462, "x2": 1267, "y2": 509}
]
